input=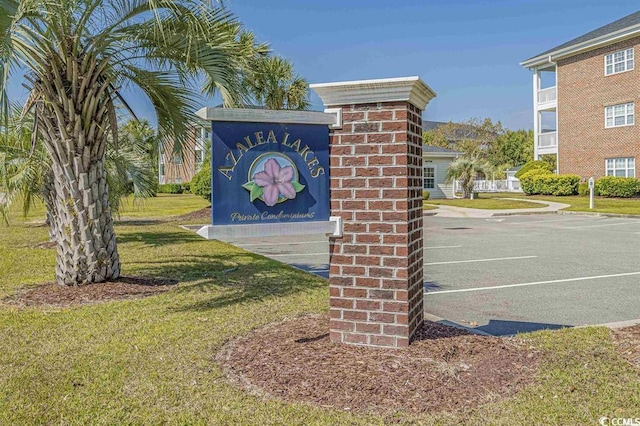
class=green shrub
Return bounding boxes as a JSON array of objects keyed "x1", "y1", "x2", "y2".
[
  {"x1": 594, "y1": 176, "x2": 640, "y2": 198},
  {"x1": 157, "y1": 184, "x2": 183, "y2": 194},
  {"x1": 515, "y1": 160, "x2": 554, "y2": 179},
  {"x1": 422, "y1": 190, "x2": 430, "y2": 200},
  {"x1": 519, "y1": 168, "x2": 552, "y2": 195},
  {"x1": 192, "y1": 163, "x2": 212, "y2": 201},
  {"x1": 181, "y1": 182, "x2": 191, "y2": 194},
  {"x1": 521, "y1": 171, "x2": 579, "y2": 196},
  {"x1": 578, "y1": 183, "x2": 589, "y2": 197}
]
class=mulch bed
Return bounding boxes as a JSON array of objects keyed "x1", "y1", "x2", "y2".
[
  {"x1": 612, "y1": 324, "x2": 640, "y2": 370},
  {"x1": 2, "y1": 276, "x2": 178, "y2": 308},
  {"x1": 177, "y1": 206, "x2": 211, "y2": 222},
  {"x1": 219, "y1": 315, "x2": 542, "y2": 415}
]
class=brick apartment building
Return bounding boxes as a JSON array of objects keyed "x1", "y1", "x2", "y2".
[
  {"x1": 159, "y1": 124, "x2": 208, "y2": 185},
  {"x1": 521, "y1": 10, "x2": 640, "y2": 179}
]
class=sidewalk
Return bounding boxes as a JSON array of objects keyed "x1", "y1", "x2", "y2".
[{"x1": 425, "y1": 198, "x2": 571, "y2": 218}]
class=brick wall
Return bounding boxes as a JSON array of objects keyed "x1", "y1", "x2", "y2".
[
  {"x1": 328, "y1": 101, "x2": 424, "y2": 348},
  {"x1": 558, "y1": 36, "x2": 640, "y2": 178}
]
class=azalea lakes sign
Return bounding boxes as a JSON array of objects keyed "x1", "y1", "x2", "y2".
[{"x1": 200, "y1": 109, "x2": 335, "y2": 227}]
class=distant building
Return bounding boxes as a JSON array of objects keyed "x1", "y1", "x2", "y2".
[
  {"x1": 159, "y1": 123, "x2": 208, "y2": 185},
  {"x1": 423, "y1": 146, "x2": 462, "y2": 199},
  {"x1": 521, "y1": 10, "x2": 640, "y2": 179}
]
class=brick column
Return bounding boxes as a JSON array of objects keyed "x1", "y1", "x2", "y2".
[{"x1": 311, "y1": 77, "x2": 436, "y2": 348}]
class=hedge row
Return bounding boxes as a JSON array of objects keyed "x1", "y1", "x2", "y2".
[
  {"x1": 593, "y1": 176, "x2": 640, "y2": 198},
  {"x1": 515, "y1": 160, "x2": 553, "y2": 179},
  {"x1": 520, "y1": 169, "x2": 580, "y2": 196}
]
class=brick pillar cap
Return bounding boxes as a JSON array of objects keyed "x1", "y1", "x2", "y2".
[
  {"x1": 195, "y1": 107, "x2": 336, "y2": 125},
  {"x1": 310, "y1": 76, "x2": 436, "y2": 110}
]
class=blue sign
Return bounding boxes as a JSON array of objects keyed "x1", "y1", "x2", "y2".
[{"x1": 211, "y1": 121, "x2": 329, "y2": 225}]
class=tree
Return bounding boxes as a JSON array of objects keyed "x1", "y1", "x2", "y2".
[
  {"x1": 424, "y1": 119, "x2": 535, "y2": 176},
  {"x1": 423, "y1": 118, "x2": 504, "y2": 156},
  {"x1": 445, "y1": 156, "x2": 488, "y2": 199},
  {"x1": 1, "y1": 109, "x2": 157, "y2": 240},
  {"x1": 243, "y1": 56, "x2": 310, "y2": 110},
  {"x1": 119, "y1": 119, "x2": 160, "y2": 183},
  {"x1": 0, "y1": 0, "x2": 261, "y2": 285},
  {"x1": 487, "y1": 129, "x2": 534, "y2": 169}
]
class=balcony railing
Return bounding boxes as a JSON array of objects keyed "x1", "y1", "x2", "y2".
[
  {"x1": 454, "y1": 179, "x2": 523, "y2": 193},
  {"x1": 537, "y1": 86, "x2": 557, "y2": 104},
  {"x1": 538, "y1": 131, "x2": 557, "y2": 148}
]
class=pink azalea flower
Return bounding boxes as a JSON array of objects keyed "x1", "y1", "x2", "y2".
[{"x1": 253, "y1": 158, "x2": 296, "y2": 206}]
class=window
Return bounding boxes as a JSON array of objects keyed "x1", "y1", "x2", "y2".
[
  {"x1": 175, "y1": 177, "x2": 183, "y2": 184},
  {"x1": 159, "y1": 164, "x2": 165, "y2": 176},
  {"x1": 195, "y1": 149, "x2": 204, "y2": 165},
  {"x1": 605, "y1": 103, "x2": 634, "y2": 127},
  {"x1": 605, "y1": 48, "x2": 634, "y2": 75},
  {"x1": 606, "y1": 157, "x2": 635, "y2": 177},
  {"x1": 174, "y1": 154, "x2": 183, "y2": 165},
  {"x1": 423, "y1": 165, "x2": 435, "y2": 189}
]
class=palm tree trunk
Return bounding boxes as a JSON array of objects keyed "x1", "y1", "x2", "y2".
[
  {"x1": 32, "y1": 53, "x2": 121, "y2": 286},
  {"x1": 42, "y1": 171, "x2": 57, "y2": 243},
  {"x1": 48, "y1": 151, "x2": 120, "y2": 285}
]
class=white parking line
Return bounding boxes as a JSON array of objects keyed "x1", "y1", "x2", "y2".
[
  {"x1": 425, "y1": 271, "x2": 640, "y2": 295},
  {"x1": 424, "y1": 245, "x2": 462, "y2": 249},
  {"x1": 424, "y1": 255, "x2": 537, "y2": 266}
]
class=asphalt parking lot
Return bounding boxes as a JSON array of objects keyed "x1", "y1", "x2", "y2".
[{"x1": 220, "y1": 214, "x2": 640, "y2": 336}]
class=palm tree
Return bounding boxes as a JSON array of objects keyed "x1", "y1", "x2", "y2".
[
  {"x1": 0, "y1": 0, "x2": 262, "y2": 285},
  {"x1": 445, "y1": 156, "x2": 487, "y2": 199},
  {"x1": 117, "y1": 119, "x2": 161, "y2": 189},
  {"x1": 243, "y1": 56, "x2": 310, "y2": 110},
  {"x1": 1, "y1": 109, "x2": 158, "y2": 242}
]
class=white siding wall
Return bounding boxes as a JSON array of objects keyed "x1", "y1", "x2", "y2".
[{"x1": 424, "y1": 156, "x2": 456, "y2": 199}]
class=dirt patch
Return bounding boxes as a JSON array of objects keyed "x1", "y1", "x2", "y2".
[
  {"x1": 219, "y1": 315, "x2": 542, "y2": 415},
  {"x1": 612, "y1": 324, "x2": 640, "y2": 370},
  {"x1": 177, "y1": 206, "x2": 211, "y2": 222},
  {"x1": 32, "y1": 241, "x2": 57, "y2": 249},
  {"x1": 2, "y1": 276, "x2": 178, "y2": 308}
]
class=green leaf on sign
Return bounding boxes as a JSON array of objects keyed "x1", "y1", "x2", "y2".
[
  {"x1": 250, "y1": 184, "x2": 264, "y2": 202},
  {"x1": 291, "y1": 181, "x2": 305, "y2": 193},
  {"x1": 242, "y1": 181, "x2": 254, "y2": 192}
]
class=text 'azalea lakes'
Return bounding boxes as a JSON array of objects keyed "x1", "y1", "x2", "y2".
[{"x1": 217, "y1": 131, "x2": 326, "y2": 180}]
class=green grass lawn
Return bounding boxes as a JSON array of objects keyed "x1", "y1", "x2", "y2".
[
  {"x1": 425, "y1": 197, "x2": 546, "y2": 210},
  {"x1": 481, "y1": 192, "x2": 640, "y2": 215},
  {"x1": 1, "y1": 194, "x2": 639, "y2": 424},
  {"x1": 118, "y1": 193, "x2": 210, "y2": 218}
]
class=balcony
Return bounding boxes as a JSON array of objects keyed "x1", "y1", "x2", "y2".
[
  {"x1": 537, "y1": 131, "x2": 558, "y2": 154},
  {"x1": 537, "y1": 86, "x2": 557, "y2": 109}
]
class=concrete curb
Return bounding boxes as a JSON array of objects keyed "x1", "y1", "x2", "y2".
[
  {"x1": 587, "y1": 318, "x2": 640, "y2": 330},
  {"x1": 423, "y1": 312, "x2": 495, "y2": 337},
  {"x1": 556, "y1": 210, "x2": 640, "y2": 219},
  {"x1": 491, "y1": 210, "x2": 560, "y2": 217}
]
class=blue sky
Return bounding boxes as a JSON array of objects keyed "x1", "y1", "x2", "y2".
[
  {"x1": 223, "y1": 0, "x2": 639, "y2": 130},
  {"x1": 6, "y1": 1, "x2": 639, "y2": 131}
]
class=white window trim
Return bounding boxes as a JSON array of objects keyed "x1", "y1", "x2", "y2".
[
  {"x1": 605, "y1": 102, "x2": 635, "y2": 128},
  {"x1": 605, "y1": 157, "x2": 635, "y2": 178},
  {"x1": 423, "y1": 164, "x2": 436, "y2": 190},
  {"x1": 604, "y1": 48, "x2": 634, "y2": 76}
]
